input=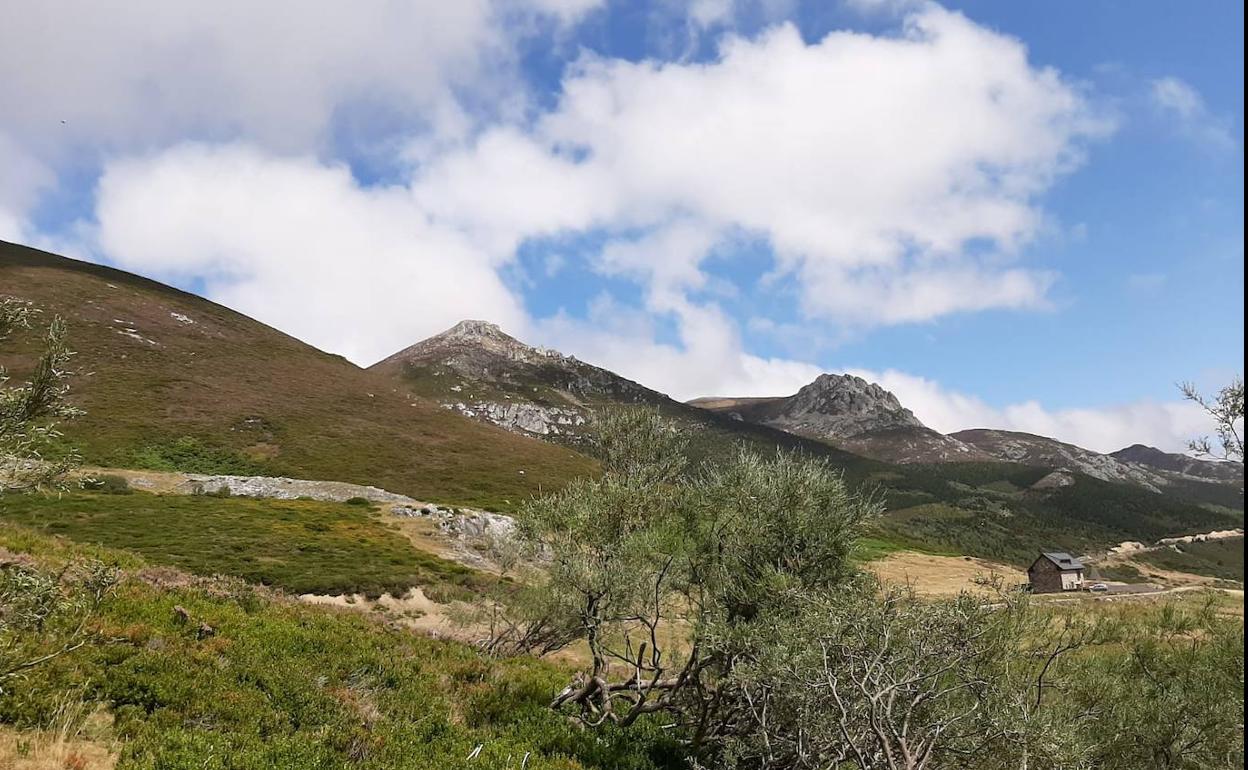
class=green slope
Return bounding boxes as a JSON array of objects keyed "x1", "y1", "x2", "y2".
[{"x1": 1, "y1": 240, "x2": 595, "y2": 509}]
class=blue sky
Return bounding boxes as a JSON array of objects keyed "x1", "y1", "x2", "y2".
[{"x1": 0, "y1": 0, "x2": 1242, "y2": 452}]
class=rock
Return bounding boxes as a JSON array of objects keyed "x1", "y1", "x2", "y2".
[
  {"x1": 175, "y1": 474, "x2": 419, "y2": 505},
  {"x1": 1032, "y1": 470, "x2": 1076, "y2": 489}
]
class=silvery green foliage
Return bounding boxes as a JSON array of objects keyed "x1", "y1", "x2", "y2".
[
  {"x1": 0, "y1": 297, "x2": 82, "y2": 493},
  {"x1": 513, "y1": 408, "x2": 879, "y2": 749},
  {"x1": 1181, "y1": 378, "x2": 1245, "y2": 463},
  {"x1": 0, "y1": 559, "x2": 118, "y2": 693}
]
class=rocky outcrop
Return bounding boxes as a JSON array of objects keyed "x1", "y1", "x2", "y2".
[
  {"x1": 370, "y1": 320, "x2": 663, "y2": 438},
  {"x1": 745, "y1": 374, "x2": 925, "y2": 438},
  {"x1": 175, "y1": 474, "x2": 419, "y2": 504},
  {"x1": 692, "y1": 374, "x2": 990, "y2": 463},
  {"x1": 443, "y1": 401, "x2": 586, "y2": 436},
  {"x1": 1031, "y1": 469, "x2": 1077, "y2": 489}
]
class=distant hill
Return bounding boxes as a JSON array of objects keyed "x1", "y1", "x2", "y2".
[
  {"x1": 951, "y1": 429, "x2": 1173, "y2": 491},
  {"x1": 0, "y1": 241, "x2": 595, "y2": 509},
  {"x1": 5, "y1": 242, "x2": 1240, "y2": 565},
  {"x1": 690, "y1": 374, "x2": 990, "y2": 463},
  {"x1": 1111, "y1": 443, "x2": 1244, "y2": 485}
]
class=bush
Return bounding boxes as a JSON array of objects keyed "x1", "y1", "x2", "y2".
[
  {"x1": 127, "y1": 436, "x2": 265, "y2": 475},
  {"x1": 345, "y1": 496, "x2": 372, "y2": 507}
]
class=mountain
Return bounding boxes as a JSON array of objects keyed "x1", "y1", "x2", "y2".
[
  {"x1": 370, "y1": 321, "x2": 881, "y2": 470},
  {"x1": 370, "y1": 319, "x2": 659, "y2": 437},
  {"x1": 689, "y1": 374, "x2": 991, "y2": 463},
  {"x1": 1111, "y1": 444, "x2": 1244, "y2": 485},
  {"x1": 950, "y1": 429, "x2": 1172, "y2": 492},
  {"x1": 952, "y1": 430, "x2": 1244, "y2": 509},
  {"x1": 0, "y1": 241, "x2": 595, "y2": 509}
]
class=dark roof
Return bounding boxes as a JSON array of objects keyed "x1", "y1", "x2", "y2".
[{"x1": 1035, "y1": 552, "x2": 1084, "y2": 571}]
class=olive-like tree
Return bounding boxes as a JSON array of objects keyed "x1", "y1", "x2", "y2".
[
  {"x1": 1, "y1": 297, "x2": 81, "y2": 492},
  {"x1": 1180, "y1": 377, "x2": 1243, "y2": 463},
  {"x1": 494, "y1": 409, "x2": 877, "y2": 753}
]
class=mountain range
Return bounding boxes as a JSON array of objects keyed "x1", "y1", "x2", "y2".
[
  {"x1": 377, "y1": 318, "x2": 1241, "y2": 499},
  {"x1": 2, "y1": 240, "x2": 1242, "y2": 566}
]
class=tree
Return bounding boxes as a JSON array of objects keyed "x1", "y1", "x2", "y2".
[
  {"x1": 1180, "y1": 377, "x2": 1244, "y2": 462},
  {"x1": 721, "y1": 578, "x2": 1111, "y2": 770},
  {"x1": 0, "y1": 297, "x2": 81, "y2": 492},
  {"x1": 494, "y1": 408, "x2": 878, "y2": 753}
]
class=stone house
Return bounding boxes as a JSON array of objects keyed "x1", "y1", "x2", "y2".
[{"x1": 1027, "y1": 552, "x2": 1085, "y2": 593}]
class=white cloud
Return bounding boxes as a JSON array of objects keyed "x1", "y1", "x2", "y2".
[
  {"x1": 1149, "y1": 76, "x2": 1236, "y2": 149},
  {"x1": 0, "y1": 1, "x2": 509, "y2": 158},
  {"x1": 92, "y1": 144, "x2": 527, "y2": 365},
  {"x1": 413, "y1": 4, "x2": 1109, "y2": 328},
  {"x1": 850, "y1": 368, "x2": 1214, "y2": 454},
  {"x1": 10, "y1": 1, "x2": 1201, "y2": 459},
  {"x1": 530, "y1": 302, "x2": 1212, "y2": 454}
]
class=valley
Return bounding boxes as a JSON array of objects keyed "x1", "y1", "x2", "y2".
[{"x1": 2, "y1": 241, "x2": 1243, "y2": 769}]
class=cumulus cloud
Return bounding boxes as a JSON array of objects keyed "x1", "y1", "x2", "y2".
[
  {"x1": 413, "y1": 5, "x2": 1109, "y2": 327},
  {"x1": 1149, "y1": 76, "x2": 1236, "y2": 149},
  {"x1": 529, "y1": 306, "x2": 1212, "y2": 454},
  {"x1": 92, "y1": 144, "x2": 527, "y2": 364},
  {"x1": 852, "y1": 368, "x2": 1214, "y2": 453},
  {"x1": 0, "y1": 1, "x2": 509, "y2": 158},
  {"x1": 9, "y1": 1, "x2": 1204, "y2": 457}
]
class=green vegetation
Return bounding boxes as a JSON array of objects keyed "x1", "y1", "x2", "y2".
[
  {"x1": 124, "y1": 436, "x2": 267, "y2": 475},
  {"x1": 83, "y1": 473, "x2": 133, "y2": 494},
  {"x1": 1, "y1": 241, "x2": 597, "y2": 511},
  {"x1": 0, "y1": 526, "x2": 681, "y2": 770},
  {"x1": 877, "y1": 472, "x2": 1241, "y2": 566},
  {"x1": 467, "y1": 411, "x2": 1245, "y2": 769},
  {"x1": 1095, "y1": 562, "x2": 1146, "y2": 582},
  {"x1": 0, "y1": 295, "x2": 81, "y2": 492},
  {"x1": 1137, "y1": 537, "x2": 1245, "y2": 582},
  {"x1": 0, "y1": 491, "x2": 482, "y2": 597}
]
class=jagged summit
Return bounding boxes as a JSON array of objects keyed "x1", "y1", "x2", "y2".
[
  {"x1": 369, "y1": 319, "x2": 659, "y2": 437},
  {"x1": 690, "y1": 373, "x2": 987, "y2": 463},
  {"x1": 442, "y1": 319, "x2": 510, "y2": 340},
  {"x1": 783, "y1": 373, "x2": 925, "y2": 436}
]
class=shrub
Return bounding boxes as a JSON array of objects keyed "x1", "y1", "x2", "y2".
[
  {"x1": 83, "y1": 474, "x2": 131, "y2": 494},
  {"x1": 127, "y1": 436, "x2": 264, "y2": 475},
  {"x1": 345, "y1": 496, "x2": 372, "y2": 507}
]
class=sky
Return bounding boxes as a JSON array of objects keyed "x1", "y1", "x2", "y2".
[{"x1": 1, "y1": 0, "x2": 1242, "y2": 453}]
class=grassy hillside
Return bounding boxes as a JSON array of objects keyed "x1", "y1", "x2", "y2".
[
  {"x1": 0, "y1": 525, "x2": 680, "y2": 770},
  {"x1": 1137, "y1": 537, "x2": 1245, "y2": 582},
  {"x1": 875, "y1": 467, "x2": 1242, "y2": 566},
  {"x1": 0, "y1": 241, "x2": 595, "y2": 509},
  {"x1": 0, "y1": 490, "x2": 484, "y2": 597}
]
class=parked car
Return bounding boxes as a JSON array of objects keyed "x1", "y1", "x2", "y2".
[{"x1": 1087, "y1": 582, "x2": 1109, "y2": 592}]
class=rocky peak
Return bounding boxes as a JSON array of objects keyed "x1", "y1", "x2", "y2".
[
  {"x1": 375, "y1": 319, "x2": 564, "y2": 371},
  {"x1": 441, "y1": 319, "x2": 510, "y2": 342},
  {"x1": 782, "y1": 373, "x2": 926, "y2": 437}
]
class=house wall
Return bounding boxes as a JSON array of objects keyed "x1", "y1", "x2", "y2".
[
  {"x1": 1060, "y1": 570, "x2": 1084, "y2": 591},
  {"x1": 1028, "y1": 559, "x2": 1063, "y2": 593}
]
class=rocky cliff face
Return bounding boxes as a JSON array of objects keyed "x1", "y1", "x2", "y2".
[{"x1": 691, "y1": 374, "x2": 990, "y2": 463}]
